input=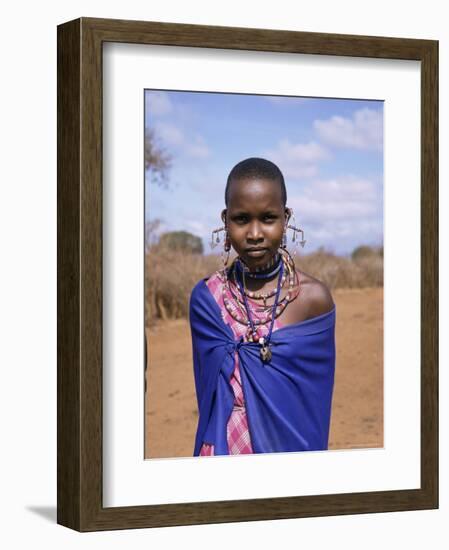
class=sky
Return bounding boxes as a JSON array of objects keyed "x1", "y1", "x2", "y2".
[{"x1": 144, "y1": 90, "x2": 383, "y2": 256}]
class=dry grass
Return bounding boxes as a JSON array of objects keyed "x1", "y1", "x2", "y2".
[
  {"x1": 145, "y1": 245, "x2": 383, "y2": 326},
  {"x1": 299, "y1": 248, "x2": 383, "y2": 289}
]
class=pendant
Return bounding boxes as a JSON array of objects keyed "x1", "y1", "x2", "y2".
[
  {"x1": 260, "y1": 344, "x2": 272, "y2": 363},
  {"x1": 259, "y1": 337, "x2": 272, "y2": 363}
]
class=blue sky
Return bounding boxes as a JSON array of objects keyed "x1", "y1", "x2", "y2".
[{"x1": 144, "y1": 90, "x2": 383, "y2": 256}]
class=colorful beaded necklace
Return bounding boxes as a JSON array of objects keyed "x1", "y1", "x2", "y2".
[
  {"x1": 221, "y1": 248, "x2": 300, "y2": 348},
  {"x1": 235, "y1": 258, "x2": 284, "y2": 363},
  {"x1": 236, "y1": 252, "x2": 282, "y2": 280},
  {"x1": 236, "y1": 250, "x2": 297, "y2": 307}
]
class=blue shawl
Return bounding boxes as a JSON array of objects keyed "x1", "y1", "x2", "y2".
[{"x1": 189, "y1": 278, "x2": 336, "y2": 456}]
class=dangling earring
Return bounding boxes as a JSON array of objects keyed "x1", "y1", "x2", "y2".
[
  {"x1": 210, "y1": 226, "x2": 225, "y2": 249},
  {"x1": 280, "y1": 209, "x2": 291, "y2": 250},
  {"x1": 280, "y1": 226, "x2": 288, "y2": 249},
  {"x1": 288, "y1": 225, "x2": 306, "y2": 256},
  {"x1": 210, "y1": 224, "x2": 231, "y2": 268},
  {"x1": 286, "y1": 209, "x2": 306, "y2": 255},
  {"x1": 224, "y1": 232, "x2": 231, "y2": 252},
  {"x1": 221, "y1": 231, "x2": 231, "y2": 268}
]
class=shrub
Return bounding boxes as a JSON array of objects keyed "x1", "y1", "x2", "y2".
[{"x1": 158, "y1": 230, "x2": 204, "y2": 254}]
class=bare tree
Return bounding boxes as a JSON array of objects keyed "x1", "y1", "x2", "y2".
[
  {"x1": 144, "y1": 128, "x2": 172, "y2": 188},
  {"x1": 145, "y1": 218, "x2": 163, "y2": 253}
]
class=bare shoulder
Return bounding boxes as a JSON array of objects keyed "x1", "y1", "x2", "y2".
[
  {"x1": 204, "y1": 269, "x2": 227, "y2": 288},
  {"x1": 296, "y1": 270, "x2": 334, "y2": 318}
]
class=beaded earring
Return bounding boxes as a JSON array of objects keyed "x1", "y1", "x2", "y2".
[
  {"x1": 221, "y1": 231, "x2": 231, "y2": 268},
  {"x1": 224, "y1": 232, "x2": 231, "y2": 252},
  {"x1": 280, "y1": 209, "x2": 290, "y2": 250},
  {"x1": 280, "y1": 227, "x2": 288, "y2": 249}
]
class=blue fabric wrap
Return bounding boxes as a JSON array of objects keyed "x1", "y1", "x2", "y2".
[{"x1": 189, "y1": 278, "x2": 336, "y2": 456}]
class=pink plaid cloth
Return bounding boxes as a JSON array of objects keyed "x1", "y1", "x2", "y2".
[{"x1": 199, "y1": 270, "x2": 283, "y2": 456}]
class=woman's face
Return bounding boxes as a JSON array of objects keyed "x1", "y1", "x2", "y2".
[{"x1": 222, "y1": 177, "x2": 289, "y2": 270}]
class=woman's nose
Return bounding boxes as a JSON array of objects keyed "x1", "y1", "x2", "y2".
[{"x1": 247, "y1": 221, "x2": 263, "y2": 241}]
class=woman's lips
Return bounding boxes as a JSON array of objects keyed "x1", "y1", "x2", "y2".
[{"x1": 246, "y1": 248, "x2": 268, "y2": 257}]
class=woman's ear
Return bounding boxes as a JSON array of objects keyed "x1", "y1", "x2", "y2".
[{"x1": 221, "y1": 209, "x2": 227, "y2": 225}]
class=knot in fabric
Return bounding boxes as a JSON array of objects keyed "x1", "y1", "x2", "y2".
[{"x1": 226, "y1": 335, "x2": 244, "y2": 355}]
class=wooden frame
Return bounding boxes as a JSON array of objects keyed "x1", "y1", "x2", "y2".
[{"x1": 57, "y1": 16, "x2": 438, "y2": 532}]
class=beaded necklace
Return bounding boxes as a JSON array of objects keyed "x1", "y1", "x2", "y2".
[
  {"x1": 235, "y1": 258, "x2": 284, "y2": 363},
  {"x1": 236, "y1": 252, "x2": 296, "y2": 307},
  {"x1": 236, "y1": 252, "x2": 282, "y2": 280},
  {"x1": 221, "y1": 248, "x2": 301, "y2": 347}
]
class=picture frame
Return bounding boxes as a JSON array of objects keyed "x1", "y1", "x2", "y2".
[{"x1": 57, "y1": 16, "x2": 438, "y2": 532}]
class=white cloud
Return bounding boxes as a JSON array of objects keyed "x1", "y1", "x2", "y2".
[
  {"x1": 314, "y1": 107, "x2": 383, "y2": 151},
  {"x1": 186, "y1": 136, "x2": 210, "y2": 159},
  {"x1": 154, "y1": 122, "x2": 210, "y2": 158},
  {"x1": 290, "y1": 176, "x2": 379, "y2": 222},
  {"x1": 263, "y1": 139, "x2": 330, "y2": 179},
  {"x1": 155, "y1": 122, "x2": 184, "y2": 146},
  {"x1": 145, "y1": 91, "x2": 173, "y2": 117},
  {"x1": 185, "y1": 220, "x2": 208, "y2": 235},
  {"x1": 287, "y1": 176, "x2": 382, "y2": 243}
]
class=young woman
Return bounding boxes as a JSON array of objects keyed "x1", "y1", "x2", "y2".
[{"x1": 189, "y1": 157, "x2": 336, "y2": 456}]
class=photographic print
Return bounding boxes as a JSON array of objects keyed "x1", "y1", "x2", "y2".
[
  {"x1": 144, "y1": 90, "x2": 384, "y2": 459},
  {"x1": 58, "y1": 17, "x2": 437, "y2": 531}
]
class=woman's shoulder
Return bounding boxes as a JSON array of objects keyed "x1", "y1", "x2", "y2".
[
  {"x1": 190, "y1": 270, "x2": 223, "y2": 301},
  {"x1": 189, "y1": 270, "x2": 227, "y2": 325},
  {"x1": 204, "y1": 268, "x2": 227, "y2": 287},
  {"x1": 296, "y1": 269, "x2": 335, "y2": 318}
]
